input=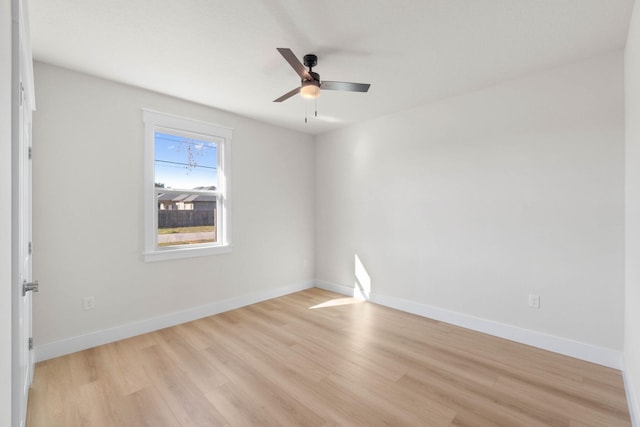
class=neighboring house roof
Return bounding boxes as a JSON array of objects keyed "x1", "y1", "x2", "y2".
[{"x1": 157, "y1": 187, "x2": 217, "y2": 203}]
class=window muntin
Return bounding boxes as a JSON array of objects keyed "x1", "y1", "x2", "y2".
[{"x1": 143, "y1": 110, "x2": 232, "y2": 261}]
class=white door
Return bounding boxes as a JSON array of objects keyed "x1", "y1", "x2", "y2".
[
  {"x1": 13, "y1": 0, "x2": 36, "y2": 425},
  {"x1": 16, "y1": 75, "x2": 35, "y2": 426}
]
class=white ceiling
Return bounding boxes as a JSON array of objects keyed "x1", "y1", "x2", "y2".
[{"x1": 28, "y1": 0, "x2": 634, "y2": 135}]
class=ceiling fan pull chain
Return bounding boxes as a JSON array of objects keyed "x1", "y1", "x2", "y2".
[
  {"x1": 315, "y1": 97, "x2": 318, "y2": 117},
  {"x1": 305, "y1": 102, "x2": 308, "y2": 123}
]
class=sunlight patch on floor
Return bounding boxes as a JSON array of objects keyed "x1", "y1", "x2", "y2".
[{"x1": 309, "y1": 297, "x2": 365, "y2": 309}]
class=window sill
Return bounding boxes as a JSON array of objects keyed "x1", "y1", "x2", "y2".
[{"x1": 144, "y1": 244, "x2": 232, "y2": 262}]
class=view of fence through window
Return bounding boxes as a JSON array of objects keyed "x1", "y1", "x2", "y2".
[{"x1": 154, "y1": 131, "x2": 219, "y2": 247}]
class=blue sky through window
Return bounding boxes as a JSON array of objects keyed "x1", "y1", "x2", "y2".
[{"x1": 154, "y1": 132, "x2": 218, "y2": 189}]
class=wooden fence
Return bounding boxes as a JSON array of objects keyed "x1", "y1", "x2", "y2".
[{"x1": 158, "y1": 209, "x2": 215, "y2": 229}]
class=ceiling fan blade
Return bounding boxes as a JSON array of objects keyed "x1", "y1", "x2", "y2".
[
  {"x1": 277, "y1": 48, "x2": 312, "y2": 81},
  {"x1": 273, "y1": 87, "x2": 301, "y2": 102},
  {"x1": 321, "y1": 81, "x2": 371, "y2": 92}
]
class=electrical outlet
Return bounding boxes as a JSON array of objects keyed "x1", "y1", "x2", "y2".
[
  {"x1": 83, "y1": 296, "x2": 95, "y2": 310},
  {"x1": 528, "y1": 294, "x2": 540, "y2": 309}
]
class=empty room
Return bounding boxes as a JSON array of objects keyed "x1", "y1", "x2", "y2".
[{"x1": 3, "y1": 0, "x2": 640, "y2": 425}]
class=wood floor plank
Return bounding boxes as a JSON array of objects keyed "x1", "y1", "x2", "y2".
[
  {"x1": 205, "y1": 381, "x2": 284, "y2": 427},
  {"x1": 128, "y1": 386, "x2": 185, "y2": 427},
  {"x1": 27, "y1": 288, "x2": 631, "y2": 426},
  {"x1": 138, "y1": 344, "x2": 228, "y2": 426},
  {"x1": 203, "y1": 348, "x2": 325, "y2": 427}
]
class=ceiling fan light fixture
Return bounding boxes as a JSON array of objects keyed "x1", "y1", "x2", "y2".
[{"x1": 300, "y1": 81, "x2": 320, "y2": 99}]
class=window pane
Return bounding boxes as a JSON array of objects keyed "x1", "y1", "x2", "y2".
[
  {"x1": 157, "y1": 193, "x2": 217, "y2": 247},
  {"x1": 154, "y1": 132, "x2": 218, "y2": 190}
]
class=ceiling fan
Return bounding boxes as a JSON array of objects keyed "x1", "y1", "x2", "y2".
[{"x1": 273, "y1": 48, "x2": 371, "y2": 102}]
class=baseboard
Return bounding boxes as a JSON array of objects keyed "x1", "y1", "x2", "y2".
[
  {"x1": 315, "y1": 280, "x2": 623, "y2": 370},
  {"x1": 35, "y1": 279, "x2": 624, "y2": 370},
  {"x1": 623, "y1": 363, "x2": 640, "y2": 427},
  {"x1": 315, "y1": 280, "x2": 360, "y2": 297},
  {"x1": 35, "y1": 280, "x2": 315, "y2": 362}
]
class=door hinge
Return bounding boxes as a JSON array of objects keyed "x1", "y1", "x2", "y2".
[
  {"x1": 19, "y1": 82, "x2": 24, "y2": 107},
  {"x1": 28, "y1": 338, "x2": 33, "y2": 351},
  {"x1": 22, "y1": 280, "x2": 39, "y2": 296},
  {"x1": 28, "y1": 241, "x2": 32, "y2": 254},
  {"x1": 28, "y1": 147, "x2": 32, "y2": 160}
]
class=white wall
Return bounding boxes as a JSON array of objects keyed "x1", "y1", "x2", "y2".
[
  {"x1": 316, "y1": 52, "x2": 625, "y2": 352},
  {"x1": 31, "y1": 62, "x2": 315, "y2": 352},
  {"x1": 625, "y1": 0, "x2": 640, "y2": 422},
  {"x1": 1, "y1": 0, "x2": 13, "y2": 424}
]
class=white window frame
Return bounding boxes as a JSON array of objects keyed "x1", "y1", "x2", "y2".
[{"x1": 143, "y1": 109, "x2": 232, "y2": 262}]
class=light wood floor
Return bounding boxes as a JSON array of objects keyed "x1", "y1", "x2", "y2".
[{"x1": 27, "y1": 288, "x2": 631, "y2": 426}]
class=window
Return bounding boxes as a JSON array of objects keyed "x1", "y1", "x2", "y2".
[{"x1": 143, "y1": 110, "x2": 232, "y2": 261}]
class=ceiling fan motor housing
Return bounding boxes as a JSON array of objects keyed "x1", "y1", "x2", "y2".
[{"x1": 306, "y1": 71, "x2": 321, "y2": 83}]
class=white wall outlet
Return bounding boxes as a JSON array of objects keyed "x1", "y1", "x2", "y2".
[
  {"x1": 528, "y1": 294, "x2": 540, "y2": 309},
  {"x1": 83, "y1": 296, "x2": 95, "y2": 310}
]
